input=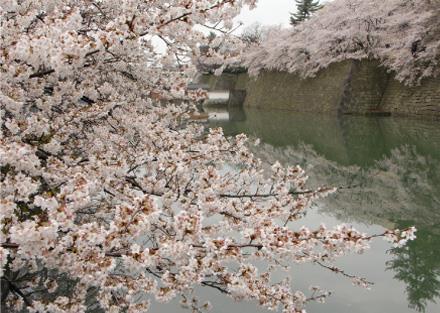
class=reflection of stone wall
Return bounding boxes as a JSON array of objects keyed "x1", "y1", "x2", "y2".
[
  {"x1": 219, "y1": 110, "x2": 351, "y2": 164},
  {"x1": 198, "y1": 61, "x2": 440, "y2": 118},
  {"x1": 216, "y1": 111, "x2": 440, "y2": 167}
]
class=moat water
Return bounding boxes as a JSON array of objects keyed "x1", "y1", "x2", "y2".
[{"x1": 151, "y1": 107, "x2": 440, "y2": 313}]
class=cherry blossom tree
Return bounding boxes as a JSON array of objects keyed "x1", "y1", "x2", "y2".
[
  {"x1": 1, "y1": 1, "x2": 416, "y2": 312},
  {"x1": 245, "y1": 0, "x2": 440, "y2": 84}
]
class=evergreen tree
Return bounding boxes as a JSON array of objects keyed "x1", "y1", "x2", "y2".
[{"x1": 290, "y1": 0, "x2": 323, "y2": 26}]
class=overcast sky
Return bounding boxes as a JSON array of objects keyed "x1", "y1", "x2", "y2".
[
  {"x1": 235, "y1": 0, "x2": 330, "y2": 29},
  {"x1": 236, "y1": 0, "x2": 294, "y2": 27}
]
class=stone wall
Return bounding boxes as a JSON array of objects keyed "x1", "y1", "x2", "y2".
[
  {"x1": 339, "y1": 60, "x2": 389, "y2": 114},
  {"x1": 243, "y1": 62, "x2": 350, "y2": 112},
  {"x1": 197, "y1": 60, "x2": 440, "y2": 118},
  {"x1": 380, "y1": 76, "x2": 440, "y2": 117}
]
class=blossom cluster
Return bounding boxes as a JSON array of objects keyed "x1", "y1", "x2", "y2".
[
  {"x1": 244, "y1": 0, "x2": 440, "y2": 84},
  {"x1": 1, "y1": 1, "x2": 416, "y2": 313}
]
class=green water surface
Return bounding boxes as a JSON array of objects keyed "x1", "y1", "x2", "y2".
[{"x1": 151, "y1": 108, "x2": 440, "y2": 313}]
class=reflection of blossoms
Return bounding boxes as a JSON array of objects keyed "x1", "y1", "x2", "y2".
[
  {"x1": 387, "y1": 226, "x2": 440, "y2": 312},
  {"x1": 251, "y1": 142, "x2": 440, "y2": 229}
]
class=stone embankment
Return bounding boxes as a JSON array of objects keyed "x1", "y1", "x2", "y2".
[{"x1": 196, "y1": 60, "x2": 440, "y2": 118}]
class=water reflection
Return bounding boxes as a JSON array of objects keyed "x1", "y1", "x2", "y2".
[
  {"x1": 387, "y1": 226, "x2": 440, "y2": 312},
  {"x1": 209, "y1": 108, "x2": 440, "y2": 313},
  {"x1": 249, "y1": 144, "x2": 440, "y2": 229},
  {"x1": 203, "y1": 104, "x2": 247, "y2": 122}
]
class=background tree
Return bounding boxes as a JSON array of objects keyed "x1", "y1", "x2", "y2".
[
  {"x1": 245, "y1": 0, "x2": 440, "y2": 85},
  {"x1": 290, "y1": 0, "x2": 323, "y2": 26},
  {"x1": 387, "y1": 225, "x2": 440, "y2": 312},
  {"x1": 241, "y1": 22, "x2": 265, "y2": 47}
]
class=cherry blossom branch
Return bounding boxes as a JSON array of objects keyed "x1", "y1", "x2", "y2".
[
  {"x1": 218, "y1": 187, "x2": 327, "y2": 198},
  {"x1": 201, "y1": 281, "x2": 230, "y2": 294},
  {"x1": 219, "y1": 185, "x2": 361, "y2": 200},
  {"x1": 305, "y1": 291, "x2": 331, "y2": 303},
  {"x1": 311, "y1": 258, "x2": 374, "y2": 287},
  {"x1": 139, "y1": 0, "x2": 235, "y2": 36},
  {"x1": 199, "y1": 21, "x2": 243, "y2": 35},
  {"x1": 1, "y1": 1, "x2": 420, "y2": 311},
  {"x1": 29, "y1": 69, "x2": 55, "y2": 78},
  {"x1": 2, "y1": 276, "x2": 33, "y2": 307}
]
